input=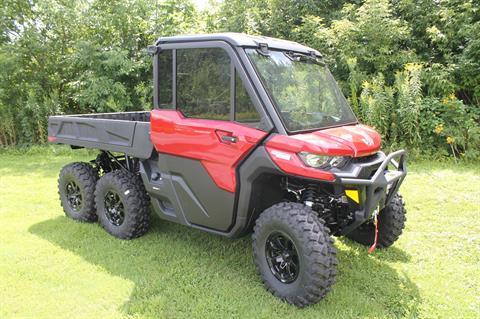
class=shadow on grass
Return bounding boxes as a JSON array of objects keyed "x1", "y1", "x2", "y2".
[
  {"x1": 340, "y1": 237, "x2": 412, "y2": 263},
  {"x1": 29, "y1": 214, "x2": 421, "y2": 318}
]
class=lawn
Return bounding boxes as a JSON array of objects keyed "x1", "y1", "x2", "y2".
[{"x1": 0, "y1": 148, "x2": 479, "y2": 319}]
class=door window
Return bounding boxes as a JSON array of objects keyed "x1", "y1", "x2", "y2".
[{"x1": 176, "y1": 48, "x2": 231, "y2": 120}]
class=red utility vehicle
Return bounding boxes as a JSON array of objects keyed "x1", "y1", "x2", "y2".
[{"x1": 48, "y1": 33, "x2": 407, "y2": 307}]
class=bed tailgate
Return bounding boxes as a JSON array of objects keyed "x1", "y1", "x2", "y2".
[{"x1": 48, "y1": 115, "x2": 153, "y2": 159}]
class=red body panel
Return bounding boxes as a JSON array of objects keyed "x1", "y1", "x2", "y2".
[
  {"x1": 150, "y1": 110, "x2": 268, "y2": 193},
  {"x1": 265, "y1": 124, "x2": 381, "y2": 181},
  {"x1": 267, "y1": 124, "x2": 381, "y2": 157}
]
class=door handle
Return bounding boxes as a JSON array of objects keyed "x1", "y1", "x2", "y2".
[
  {"x1": 216, "y1": 129, "x2": 238, "y2": 144},
  {"x1": 221, "y1": 135, "x2": 237, "y2": 143}
]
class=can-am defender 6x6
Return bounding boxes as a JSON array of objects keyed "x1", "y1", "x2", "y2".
[{"x1": 48, "y1": 33, "x2": 407, "y2": 307}]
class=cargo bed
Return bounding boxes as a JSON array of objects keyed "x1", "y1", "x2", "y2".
[{"x1": 48, "y1": 111, "x2": 153, "y2": 159}]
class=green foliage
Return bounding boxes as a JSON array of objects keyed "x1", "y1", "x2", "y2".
[
  {"x1": 0, "y1": 0, "x2": 198, "y2": 146},
  {"x1": 0, "y1": 0, "x2": 479, "y2": 159},
  {"x1": 360, "y1": 74, "x2": 394, "y2": 141},
  {"x1": 395, "y1": 64, "x2": 423, "y2": 147},
  {"x1": 359, "y1": 63, "x2": 480, "y2": 158},
  {"x1": 359, "y1": 64, "x2": 424, "y2": 148},
  {"x1": 420, "y1": 96, "x2": 480, "y2": 159}
]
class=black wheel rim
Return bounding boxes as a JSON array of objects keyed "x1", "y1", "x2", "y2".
[
  {"x1": 104, "y1": 191, "x2": 125, "y2": 226},
  {"x1": 265, "y1": 231, "x2": 299, "y2": 283},
  {"x1": 65, "y1": 181, "x2": 83, "y2": 212}
]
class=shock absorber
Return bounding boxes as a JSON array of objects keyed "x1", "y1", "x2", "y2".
[
  {"x1": 301, "y1": 184, "x2": 340, "y2": 230},
  {"x1": 302, "y1": 184, "x2": 318, "y2": 208}
]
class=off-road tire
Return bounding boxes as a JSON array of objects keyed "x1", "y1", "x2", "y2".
[
  {"x1": 58, "y1": 162, "x2": 98, "y2": 222},
  {"x1": 252, "y1": 202, "x2": 337, "y2": 307},
  {"x1": 95, "y1": 170, "x2": 150, "y2": 239},
  {"x1": 346, "y1": 194, "x2": 406, "y2": 248}
]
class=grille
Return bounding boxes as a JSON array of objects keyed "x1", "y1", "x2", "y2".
[
  {"x1": 351, "y1": 153, "x2": 382, "y2": 178},
  {"x1": 352, "y1": 153, "x2": 379, "y2": 163}
]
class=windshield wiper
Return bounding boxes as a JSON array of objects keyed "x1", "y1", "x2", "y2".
[{"x1": 284, "y1": 51, "x2": 324, "y2": 65}]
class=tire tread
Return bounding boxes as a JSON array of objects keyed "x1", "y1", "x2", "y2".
[
  {"x1": 58, "y1": 162, "x2": 98, "y2": 222},
  {"x1": 95, "y1": 170, "x2": 150, "y2": 239},
  {"x1": 346, "y1": 194, "x2": 406, "y2": 248},
  {"x1": 252, "y1": 202, "x2": 337, "y2": 307}
]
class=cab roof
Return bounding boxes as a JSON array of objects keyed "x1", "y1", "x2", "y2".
[{"x1": 155, "y1": 32, "x2": 320, "y2": 55}]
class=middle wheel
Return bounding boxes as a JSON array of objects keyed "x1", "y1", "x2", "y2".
[{"x1": 95, "y1": 170, "x2": 151, "y2": 239}]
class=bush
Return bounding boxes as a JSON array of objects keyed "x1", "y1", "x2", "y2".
[
  {"x1": 356, "y1": 63, "x2": 479, "y2": 159},
  {"x1": 359, "y1": 64, "x2": 423, "y2": 149},
  {"x1": 360, "y1": 74, "x2": 394, "y2": 143},
  {"x1": 1, "y1": 0, "x2": 479, "y2": 160},
  {"x1": 421, "y1": 96, "x2": 480, "y2": 160}
]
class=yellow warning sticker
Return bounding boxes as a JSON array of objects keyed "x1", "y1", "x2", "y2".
[{"x1": 345, "y1": 189, "x2": 360, "y2": 204}]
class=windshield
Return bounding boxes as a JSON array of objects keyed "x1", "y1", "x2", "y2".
[{"x1": 246, "y1": 49, "x2": 357, "y2": 132}]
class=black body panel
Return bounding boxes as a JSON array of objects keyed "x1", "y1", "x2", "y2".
[
  {"x1": 231, "y1": 146, "x2": 285, "y2": 237},
  {"x1": 156, "y1": 33, "x2": 321, "y2": 56},
  {"x1": 139, "y1": 146, "x2": 284, "y2": 238},
  {"x1": 48, "y1": 111, "x2": 154, "y2": 159},
  {"x1": 140, "y1": 154, "x2": 236, "y2": 232},
  {"x1": 164, "y1": 155, "x2": 235, "y2": 231}
]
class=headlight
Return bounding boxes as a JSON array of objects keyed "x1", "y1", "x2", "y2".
[
  {"x1": 298, "y1": 152, "x2": 329, "y2": 168},
  {"x1": 298, "y1": 152, "x2": 347, "y2": 169}
]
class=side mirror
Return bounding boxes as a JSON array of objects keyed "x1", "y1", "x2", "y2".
[{"x1": 147, "y1": 45, "x2": 159, "y2": 56}]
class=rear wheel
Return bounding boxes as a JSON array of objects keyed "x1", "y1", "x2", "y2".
[
  {"x1": 95, "y1": 170, "x2": 150, "y2": 239},
  {"x1": 346, "y1": 194, "x2": 406, "y2": 248},
  {"x1": 252, "y1": 202, "x2": 337, "y2": 307},
  {"x1": 58, "y1": 162, "x2": 98, "y2": 222}
]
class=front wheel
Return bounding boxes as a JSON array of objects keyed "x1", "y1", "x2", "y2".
[
  {"x1": 252, "y1": 202, "x2": 337, "y2": 307},
  {"x1": 346, "y1": 194, "x2": 406, "y2": 248}
]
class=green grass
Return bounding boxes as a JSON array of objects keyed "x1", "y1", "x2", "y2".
[{"x1": 1, "y1": 148, "x2": 479, "y2": 318}]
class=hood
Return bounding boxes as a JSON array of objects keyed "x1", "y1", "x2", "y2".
[{"x1": 266, "y1": 124, "x2": 381, "y2": 157}]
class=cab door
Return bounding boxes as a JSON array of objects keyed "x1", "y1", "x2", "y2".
[{"x1": 150, "y1": 44, "x2": 270, "y2": 231}]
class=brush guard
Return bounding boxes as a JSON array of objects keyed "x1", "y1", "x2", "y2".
[{"x1": 338, "y1": 150, "x2": 407, "y2": 235}]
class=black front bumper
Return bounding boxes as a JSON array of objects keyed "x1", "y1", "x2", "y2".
[{"x1": 335, "y1": 150, "x2": 407, "y2": 235}]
